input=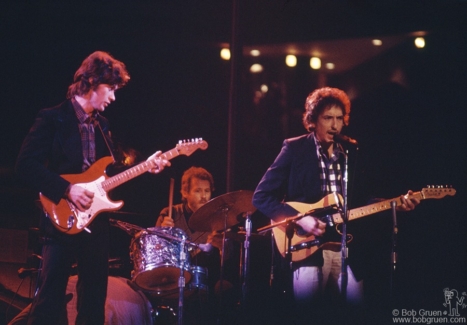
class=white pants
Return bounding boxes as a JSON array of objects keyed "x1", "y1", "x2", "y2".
[{"x1": 293, "y1": 249, "x2": 363, "y2": 304}]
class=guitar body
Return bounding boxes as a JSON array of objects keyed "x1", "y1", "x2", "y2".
[
  {"x1": 272, "y1": 226, "x2": 342, "y2": 262},
  {"x1": 271, "y1": 193, "x2": 340, "y2": 262},
  {"x1": 40, "y1": 156, "x2": 123, "y2": 235},
  {"x1": 271, "y1": 187, "x2": 455, "y2": 262},
  {"x1": 39, "y1": 139, "x2": 208, "y2": 235}
]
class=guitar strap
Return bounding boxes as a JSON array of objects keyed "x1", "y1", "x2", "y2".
[{"x1": 95, "y1": 118, "x2": 116, "y2": 163}]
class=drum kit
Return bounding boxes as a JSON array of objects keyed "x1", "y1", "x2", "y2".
[{"x1": 110, "y1": 190, "x2": 262, "y2": 324}]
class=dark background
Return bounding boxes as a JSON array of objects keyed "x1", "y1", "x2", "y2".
[{"x1": 1, "y1": 1, "x2": 466, "y2": 323}]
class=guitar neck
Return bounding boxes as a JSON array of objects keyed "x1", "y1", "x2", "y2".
[
  {"x1": 331, "y1": 191, "x2": 425, "y2": 224},
  {"x1": 101, "y1": 147, "x2": 180, "y2": 192}
]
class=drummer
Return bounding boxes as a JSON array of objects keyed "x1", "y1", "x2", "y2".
[{"x1": 155, "y1": 166, "x2": 234, "y2": 296}]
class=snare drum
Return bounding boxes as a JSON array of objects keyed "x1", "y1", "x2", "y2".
[{"x1": 130, "y1": 227, "x2": 191, "y2": 293}]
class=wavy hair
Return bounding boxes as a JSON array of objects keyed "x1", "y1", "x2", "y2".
[
  {"x1": 67, "y1": 51, "x2": 130, "y2": 98},
  {"x1": 302, "y1": 87, "x2": 351, "y2": 131}
]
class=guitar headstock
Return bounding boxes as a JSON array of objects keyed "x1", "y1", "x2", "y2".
[
  {"x1": 176, "y1": 138, "x2": 208, "y2": 156},
  {"x1": 421, "y1": 186, "x2": 456, "y2": 199}
]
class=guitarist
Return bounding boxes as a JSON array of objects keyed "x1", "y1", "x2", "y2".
[
  {"x1": 252, "y1": 87, "x2": 419, "y2": 320},
  {"x1": 15, "y1": 51, "x2": 170, "y2": 325}
]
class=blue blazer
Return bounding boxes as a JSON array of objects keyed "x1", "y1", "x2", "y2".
[{"x1": 253, "y1": 133, "x2": 339, "y2": 221}]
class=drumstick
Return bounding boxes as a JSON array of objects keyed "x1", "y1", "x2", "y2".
[{"x1": 168, "y1": 178, "x2": 174, "y2": 221}]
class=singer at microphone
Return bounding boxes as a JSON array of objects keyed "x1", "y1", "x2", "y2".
[{"x1": 334, "y1": 133, "x2": 359, "y2": 146}]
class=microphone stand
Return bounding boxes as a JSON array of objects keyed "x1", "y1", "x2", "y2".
[
  {"x1": 390, "y1": 201, "x2": 398, "y2": 301},
  {"x1": 340, "y1": 150, "x2": 349, "y2": 302},
  {"x1": 285, "y1": 219, "x2": 296, "y2": 302}
]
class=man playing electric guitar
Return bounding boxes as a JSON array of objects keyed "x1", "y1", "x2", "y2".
[
  {"x1": 15, "y1": 51, "x2": 170, "y2": 325},
  {"x1": 253, "y1": 87, "x2": 420, "y2": 323}
]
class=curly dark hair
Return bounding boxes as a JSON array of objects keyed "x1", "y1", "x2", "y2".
[
  {"x1": 302, "y1": 87, "x2": 351, "y2": 131},
  {"x1": 181, "y1": 167, "x2": 215, "y2": 201},
  {"x1": 66, "y1": 51, "x2": 130, "y2": 98}
]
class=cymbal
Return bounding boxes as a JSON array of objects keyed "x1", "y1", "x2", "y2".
[{"x1": 188, "y1": 190, "x2": 256, "y2": 232}]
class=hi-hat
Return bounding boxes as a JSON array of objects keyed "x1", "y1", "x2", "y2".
[{"x1": 189, "y1": 190, "x2": 256, "y2": 232}]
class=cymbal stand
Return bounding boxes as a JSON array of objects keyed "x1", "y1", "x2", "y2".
[
  {"x1": 240, "y1": 212, "x2": 252, "y2": 307},
  {"x1": 178, "y1": 238, "x2": 187, "y2": 325},
  {"x1": 216, "y1": 205, "x2": 229, "y2": 325}
]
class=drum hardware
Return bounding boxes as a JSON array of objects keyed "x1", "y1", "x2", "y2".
[
  {"x1": 212, "y1": 229, "x2": 266, "y2": 242},
  {"x1": 188, "y1": 190, "x2": 256, "y2": 232},
  {"x1": 152, "y1": 305, "x2": 177, "y2": 325},
  {"x1": 130, "y1": 227, "x2": 192, "y2": 294},
  {"x1": 188, "y1": 266, "x2": 209, "y2": 293},
  {"x1": 240, "y1": 212, "x2": 252, "y2": 308},
  {"x1": 189, "y1": 190, "x2": 257, "y2": 322},
  {"x1": 109, "y1": 218, "x2": 144, "y2": 236},
  {"x1": 177, "y1": 238, "x2": 187, "y2": 325},
  {"x1": 188, "y1": 190, "x2": 257, "y2": 284},
  {"x1": 128, "y1": 223, "x2": 206, "y2": 325},
  {"x1": 147, "y1": 265, "x2": 208, "y2": 302},
  {"x1": 145, "y1": 228, "x2": 199, "y2": 249}
]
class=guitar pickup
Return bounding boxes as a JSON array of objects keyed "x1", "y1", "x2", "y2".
[
  {"x1": 322, "y1": 214, "x2": 335, "y2": 227},
  {"x1": 290, "y1": 238, "x2": 322, "y2": 252},
  {"x1": 304, "y1": 205, "x2": 338, "y2": 217}
]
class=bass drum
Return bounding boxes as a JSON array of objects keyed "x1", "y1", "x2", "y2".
[{"x1": 130, "y1": 227, "x2": 191, "y2": 294}]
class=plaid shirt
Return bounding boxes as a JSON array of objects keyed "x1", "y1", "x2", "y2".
[
  {"x1": 312, "y1": 133, "x2": 343, "y2": 196},
  {"x1": 72, "y1": 99, "x2": 98, "y2": 171}
]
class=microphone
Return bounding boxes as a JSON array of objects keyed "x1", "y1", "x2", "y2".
[{"x1": 334, "y1": 133, "x2": 359, "y2": 146}]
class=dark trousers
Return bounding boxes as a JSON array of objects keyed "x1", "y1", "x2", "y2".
[{"x1": 27, "y1": 217, "x2": 110, "y2": 325}]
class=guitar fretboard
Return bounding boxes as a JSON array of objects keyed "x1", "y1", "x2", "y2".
[
  {"x1": 332, "y1": 192, "x2": 425, "y2": 224},
  {"x1": 101, "y1": 148, "x2": 181, "y2": 191}
]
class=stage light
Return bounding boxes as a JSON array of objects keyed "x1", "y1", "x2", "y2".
[
  {"x1": 250, "y1": 49, "x2": 260, "y2": 57},
  {"x1": 326, "y1": 63, "x2": 335, "y2": 70},
  {"x1": 250, "y1": 64, "x2": 263, "y2": 73},
  {"x1": 414, "y1": 37, "x2": 425, "y2": 48},
  {"x1": 285, "y1": 55, "x2": 297, "y2": 67},
  {"x1": 372, "y1": 39, "x2": 383, "y2": 46},
  {"x1": 310, "y1": 57, "x2": 321, "y2": 69},
  {"x1": 220, "y1": 48, "x2": 231, "y2": 60}
]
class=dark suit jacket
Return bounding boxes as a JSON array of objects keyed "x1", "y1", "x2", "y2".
[
  {"x1": 253, "y1": 133, "x2": 370, "y2": 276},
  {"x1": 16, "y1": 99, "x2": 114, "y2": 205},
  {"x1": 252, "y1": 133, "x2": 327, "y2": 221}
]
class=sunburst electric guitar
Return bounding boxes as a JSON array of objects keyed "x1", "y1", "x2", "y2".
[
  {"x1": 40, "y1": 139, "x2": 208, "y2": 235},
  {"x1": 272, "y1": 187, "x2": 456, "y2": 262}
]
